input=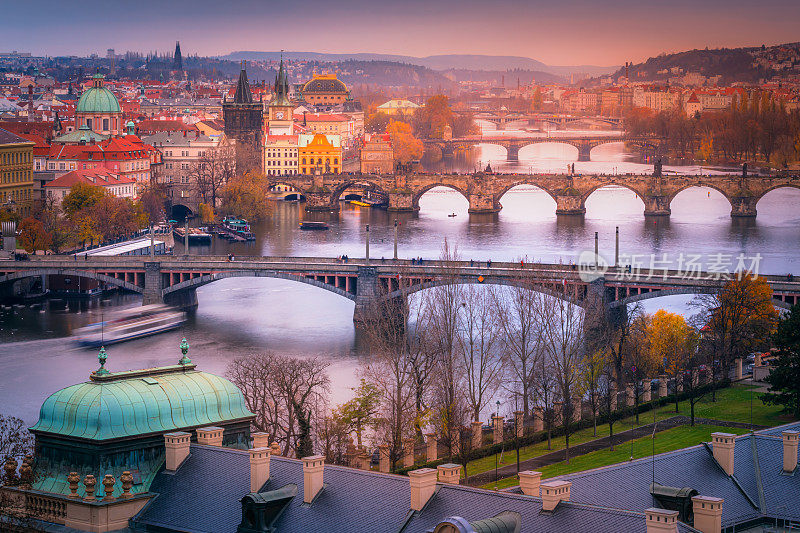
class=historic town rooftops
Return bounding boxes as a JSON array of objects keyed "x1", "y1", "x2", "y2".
[
  {"x1": 136, "y1": 119, "x2": 195, "y2": 134},
  {"x1": 301, "y1": 73, "x2": 348, "y2": 94},
  {"x1": 377, "y1": 99, "x2": 420, "y2": 111},
  {"x1": 298, "y1": 133, "x2": 341, "y2": 148},
  {"x1": 142, "y1": 130, "x2": 216, "y2": 146},
  {"x1": 29, "y1": 354, "x2": 254, "y2": 442},
  {"x1": 0, "y1": 125, "x2": 34, "y2": 145},
  {"x1": 53, "y1": 125, "x2": 111, "y2": 144},
  {"x1": 44, "y1": 168, "x2": 135, "y2": 189},
  {"x1": 133, "y1": 444, "x2": 698, "y2": 533},
  {"x1": 293, "y1": 112, "x2": 348, "y2": 122}
]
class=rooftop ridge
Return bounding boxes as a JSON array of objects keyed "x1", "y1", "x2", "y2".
[{"x1": 90, "y1": 363, "x2": 197, "y2": 382}]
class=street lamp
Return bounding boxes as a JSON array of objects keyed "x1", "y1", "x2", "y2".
[{"x1": 495, "y1": 400, "x2": 501, "y2": 490}]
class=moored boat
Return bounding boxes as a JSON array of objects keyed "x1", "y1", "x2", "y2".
[{"x1": 299, "y1": 221, "x2": 329, "y2": 230}]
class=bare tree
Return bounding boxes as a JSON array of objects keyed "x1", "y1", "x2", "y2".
[
  {"x1": 190, "y1": 138, "x2": 237, "y2": 208},
  {"x1": 537, "y1": 289, "x2": 585, "y2": 464},
  {"x1": 493, "y1": 269, "x2": 544, "y2": 421},
  {"x1": 458, "y1": 284, "x2": 503, "y2": 423},
  {"x1": 227, "y1": 353, "x2": 330, "y2": 457}
]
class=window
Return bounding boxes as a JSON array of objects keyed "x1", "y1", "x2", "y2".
[
  {"x1": 86, "y1": 119, "x2": 92, "y2": 130},
  {"x1": 103, "y1": 118, "x2": 109, "y2": 131}
]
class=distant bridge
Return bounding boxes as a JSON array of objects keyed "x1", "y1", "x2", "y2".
[
  {"x1": 422, "y1": 133, "x2": 652, "y2": 161},
  {"x1": 2, "y1": 256, "x2": 798, "y2": 322},
  {"x1": 474, "y1": 113, "x2": 625, "y2": 130}
]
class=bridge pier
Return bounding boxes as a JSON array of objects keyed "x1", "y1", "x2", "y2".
[
  {"x1": 353, "y1": 265, "x2": 379, "y2": 324},
  {"x1": 305, "y1": 190, "x2": 337, "y2": 212},
  {"x1": 642, "y1": 195, "x2": 671, "y2": 217},
  {"x1": 143, "y1": 262, "x2": 164, "y2": 306},
  {"x1": 555, "y1": 193, "x2": 585, "y2": 216},
  {"x1": 505, "y1": 145, "x2": 519, "y2": 161},
  {"x1": 387, "y1": 190, "x2": 416, "y2": 212},
  {"x1": 468, "y1": 194, "x2": 500, "y2": 214},
  {"x1": 730, "y1": 196, "x2": 758, "y2": 217},
  {"x1": 576, "y1": 142, "x2": 592, "y2": 162}
]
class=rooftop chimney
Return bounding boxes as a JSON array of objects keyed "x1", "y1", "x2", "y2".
[
  {"x1": 302, "y1": 455, "x2": 325, "y2": 504},
  {"x1": 249, "y1": 447, "x2": 271, "y2": 493},
  {"x1": 437, "y1": 463, "x2": 461, "y2": 485},
  {"x1": 196, "y1": 426, "x2": 223, "y2": 446},
  {"x1": 409, "y1": 468, "x2": 437, "y2": 511},
  {"x1": 518, "y1": 470, "x2": 542, "y2": 496},
  {"x1": 692, "y1": 495, "x2": 723, "y2": 533},
  {"x1": 540, "y1": 480, "x2": 571, "y2": 512},
  {"x1": 164, "y1": 432, "x2": 191, "y2": 471},
  {"x1": 252, "y1": 432, "x2": 270, "y2": 450},
  {"x1": 711, "y1": 433, "x2": 736, "y2": 476},
  {"x1": 645, "y1": 507, "x2": 679, "y2": 533},
  {"x1": 783, "y1": 430, "x2": 799, "y2": 473}
]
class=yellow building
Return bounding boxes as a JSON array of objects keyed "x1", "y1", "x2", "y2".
[
  {"x1": 300, "y1": 73, "x2": 349, "y2": 106},
  {"x1": 0, "y1": 127, "x2": 35, "y2": 218},
  {"x1": 298, "y1": 133, "x2": 341, "y2": 174}
]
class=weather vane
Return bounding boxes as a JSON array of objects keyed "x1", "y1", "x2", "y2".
[
  {"x1": 95, "y1": 346, "x2": 110, "y2": 376},
  {"x1": 179, "y1": 338, "x2": 191, "y2": 365}
]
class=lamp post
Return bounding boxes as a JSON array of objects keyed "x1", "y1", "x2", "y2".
[
  {"x1": 393, "y1": 219, "x2": 398, "y2": 260},
  {"x1": 495, "y1": 400, "x2": 500, "y2": 490},
  {"x1": 365, "y1": 224, "x2": 370, "y2": 263}
]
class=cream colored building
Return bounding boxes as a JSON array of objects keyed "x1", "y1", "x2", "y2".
[{"x1": 265, "y1": 135, "x2": 299, "y2": 176}]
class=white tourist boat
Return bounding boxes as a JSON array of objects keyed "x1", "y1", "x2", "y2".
[{"x1": 74, "y1": 304, "x2": 187, "y2": 347}]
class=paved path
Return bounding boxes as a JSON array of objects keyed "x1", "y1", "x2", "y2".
[{"x1": 465, "y1": 415, "x2": 767, "y2": 487}]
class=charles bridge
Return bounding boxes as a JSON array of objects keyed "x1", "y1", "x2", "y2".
[
  {"x1": 267, "y1": 170, "x2": 800, "y2": 217},
  {"x1": 2, "y1": 256, "x2": 798, "y2": 323}
]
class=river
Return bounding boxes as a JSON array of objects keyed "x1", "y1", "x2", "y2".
[{"x1": 1, "y1": 130, "x2": 799, "y2": 425}]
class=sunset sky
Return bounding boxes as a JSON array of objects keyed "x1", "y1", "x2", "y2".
[{"x1": 2, "y1": 0, "x2": 798, "y2": 66}]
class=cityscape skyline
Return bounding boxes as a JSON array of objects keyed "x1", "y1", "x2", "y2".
[{"x1": 1, "y1": 0, "x2": 800, "y2": 66}]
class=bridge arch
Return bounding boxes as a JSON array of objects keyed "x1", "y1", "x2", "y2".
[
  {"x1": 609, "y1": 286, "x2": 793, "y2": 310},
  {"x1": 412, "y1": 183, "x2": 470, "y2": 210},
  {"x1": 581, "y1": 183, "x2": 648, "y2": 211},
  {"x1": 493, "y1": 182, "x2": 558, "y2": 208},
  {"x1": 0, "y1": 269, "x2": 144, "y2": 294},
  {"x1": 755, "y1": 183, "x2": 800, "y2": 204},
  {"x1": 161, "y1": 270, "x2": 357, "y2": 302},
  {"x1": 667, "y1": 184, "x2": 733, "y2": 210},
  {"x1": 170, "y1": 204, "x2": 194, "y2": 221},
  {"x1": 329, "y1": 178, "x2": 388, "y2": 204},
  {"x1": 386, "y1": 276, "x2": 587, "y2": 308}
]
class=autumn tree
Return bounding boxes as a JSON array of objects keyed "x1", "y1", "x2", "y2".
[
  {"x1": 624, "y1": 313, "x2": 658, "y2": 424},
  {"x1": 692, "y1": 273, "x2": 779, "y2": 387},
  {"x1": 387, "y1": 120, "x2": 424, "y2": 164},
  {"x1": 647, "y1": 310, "x2": 698, "y2": 412},
  {"x1": 762, "y1": 304, "x2": 800, "y2": 417},
  {"x1": 219, "y1": 171, "x2": 272, "y2": 221},
  {"x1": 139, "y1": 182, "x2": 168, "y2": 224},
  {"x1": 61, "y1": 183, "x2": 106, "y2": 218},
  {"x1": 17, "y1": 217, "x2": 51, "y2": 253},
  {"x1": 412, "y1": 95, "x2": 453, "y2": 139},
  {"x1": 316, "y1": 407, "x2": 351, "y2": 465},
  {"x1": 365, "y1": 112, "x2": 391, "y2": 133},
  {"x1": 581, "y1": 348, "x2": 606, "y2": 436},
  {"x1": 190, "y1": 140, "x2": 236, "y2": 207}
]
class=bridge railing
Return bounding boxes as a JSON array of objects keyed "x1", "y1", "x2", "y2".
[{"x1": 4, "y1": 255, "x2": 799, "y2": 289}]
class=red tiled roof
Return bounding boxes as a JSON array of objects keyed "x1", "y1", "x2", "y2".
[{"x1": 44, "y1": 168, "x2": 136, "y2": 189}]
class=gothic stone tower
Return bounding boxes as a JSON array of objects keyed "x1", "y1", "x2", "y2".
[
  {"x1": 223, "y1": 62, "x2": 264, "y2": 172},
  {"x1": 173, "y1": 41, "x2": 183, "y2": 71}
]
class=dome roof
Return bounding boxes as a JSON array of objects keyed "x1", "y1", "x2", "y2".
[
  {"x1": 76, "y1": 74, "x2": 121, "y2": 114},
  {"x1": 302, "y1": 74, "x2": 348, "y2": 94},
  {"x1": 30, "y1": 365, "x2": 253, "y2": 441}
]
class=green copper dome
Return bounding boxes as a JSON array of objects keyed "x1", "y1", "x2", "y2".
[
  {"x1": 30, "y1": 365, "x2": 254, "y2": 441},
  {"x1": 76, "y1": 74, "x2": 121, "y2": 114}
]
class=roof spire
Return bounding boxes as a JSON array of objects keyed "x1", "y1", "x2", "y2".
[
  {"x1": 179, "y1": 338, "x2": 191, "y2": 365},
  {"x1": 95, "y1": 346, "x2": 110, "y2": 376},
  {"x1": 234, "y1": 61, "x2": 253, "y2": 104}
]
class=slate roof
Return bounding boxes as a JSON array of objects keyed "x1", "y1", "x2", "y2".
[
  {"x1": 557, "y1": 422, "x2": 800, "y2": 528},
  {"x1": 133, "y1": 445, "x2": 697, "y2": 533}
]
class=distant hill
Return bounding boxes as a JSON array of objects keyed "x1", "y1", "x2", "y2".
[
  {"x1": 611, "y1": 42, "x2": 800, "y2": 84},
  {"x1": 220, "y1": 51, "x2": 616, "y2": 76}
]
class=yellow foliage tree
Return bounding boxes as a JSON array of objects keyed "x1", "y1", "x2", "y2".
[
  {"x1": 387, "y1": 120, "x2": 423, "y2": 164},
  {"x1": 646, "y1": 310, "x2": 698, "y2": 412},
  {"x1": 219, "y1": 171, "x2": 272, "y2": 222},
  {"x1": 198, "y1": 203, "x2": 215, "y2": 224}
]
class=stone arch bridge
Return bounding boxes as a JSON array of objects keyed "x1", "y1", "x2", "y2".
[
  {"x1": 2, "y1": 257, "x2": 798, "y2": 323},
  {"x1": 423, "y1": 134, "x2": 651, "y2": 162},
  {"x1": 475, "y1": 113, "x2": 625, "y2": 131},
  {"x1": 267, "y1": 171, "x2": 800, "y2": 216}
]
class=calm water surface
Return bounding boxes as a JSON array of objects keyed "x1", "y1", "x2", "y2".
[{"x1": 2, "y1": 134, "x2": 799, "y2": 424}]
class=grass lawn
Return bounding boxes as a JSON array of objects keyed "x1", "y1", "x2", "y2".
[
  {"x1": 480, "y1": 424, "x2": 751, "y2": 490},
  {"x1": 464, "y1": 383, "x2": 793, "y2": 479}
]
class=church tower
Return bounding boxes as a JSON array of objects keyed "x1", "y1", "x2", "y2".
[
  {"x1": 223, "y1": 62, "x2": 264, "y2": 171},
  {"x1": 267, "y1": 57, "x2": 294, "y2": 136},
  {"x1": 172, "y1": 41, "x2": 183, "y2": 71}
]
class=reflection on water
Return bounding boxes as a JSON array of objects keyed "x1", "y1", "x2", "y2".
[{"x1": 2, "y1": 137, "x2": 799, "y2": 424}]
